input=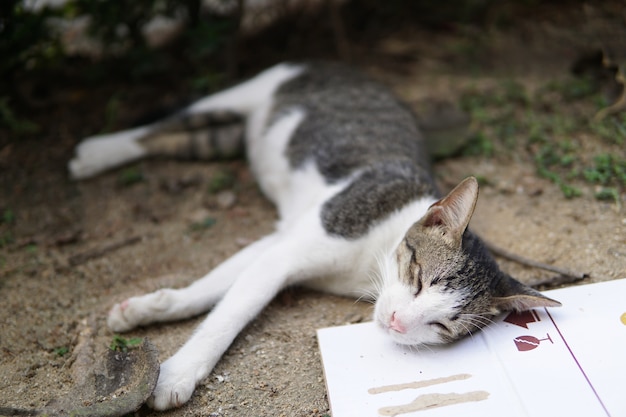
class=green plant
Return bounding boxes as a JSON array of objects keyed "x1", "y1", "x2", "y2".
[
  {"x1": 117, "y1": 167, "x2": 144, "y2": 186},
  {"x1": 190, "y1": 71, "x2": 226, "y2": 92},
  {"x1": 559, "y1": 183, "x2": 582, "y2": 199},
  {"x1": 542, "y1": 77, "x2": 596, "y2": 101},
  {"x1": 595, "y1": 187, "x2": 620, "y2": 204},
  {"x1": 1, "y1": 208, "x2": 15, "y2": 224},
  {"x1": 496, "y1": 79, "x2": 528, "y2": 106},
  {"x1": 473, "y1": 174, "x2": 491, "y2": 186},
  {"x1": 0, "y1": 1, "x2": 64, "y2": 85},
  {"x1": 462, "y1": 132, "x2": 494, "y2": 157},
  {"x1": 70, "y1": 0, "x2": 185, "y2": 55},
  {"x1": 54, "y1": 346, "x2": 69, "y2": 356},
  {"x1": 534, "y1": 143, "x2": 583, "y2": 199},
  {"x1": 0, "y1": 97, "x2": 39, "y2": 134},
  {"x1": 583, "y1": 154, "x2": 626, "y2": 187},
  {"x1": 1, "y1": 0, "x2": 234, "y2": 141},
  {"x1": 207, "y1": 170, "x2": 236, "y2": 193},
  {"x1": 189, "y1": 217, "x2": 217, "y2": 232},
  {"x1": 99, "y1": 93, "x2": 123, "y2": 134},
  {"x1": 109, "y1": 335, "x2": 143, "y2": 352},
  {"x1": 589, "y1": 116, "x2": 626, "y2": 145},
  {"x1": 0, "y1": 233, "x2": 14, "y2": 248}
]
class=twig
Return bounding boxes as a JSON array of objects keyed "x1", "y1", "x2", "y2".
[
  {"x1": 68, "y1": 234, "x2": 143, "y2": 266},
  {"x1": 484, "y1": 239, "x2": 589, "y2": 286},
  {"x1": 525, "y1": 274, "x2": 587, "y2": 289},
  {"x1": 0, "y1": 406, "x2": 40, "y2": 416}
]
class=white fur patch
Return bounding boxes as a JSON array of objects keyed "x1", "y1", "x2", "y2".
[
  {"x1": 68, "y1": 126, "x2": 151, "y2": 179},
  {"x1": 186, "y1": 63, "x2": 305, "y2": 115},
  {"x1": 374, "y1": 273, "x2": 461, "y2": 345},
  {"x1": 248, "y1": 108, "x2": 306, "y2": 206},
  {"x1": 303, "y1": 196, "x2": 437, "y2": 299}
]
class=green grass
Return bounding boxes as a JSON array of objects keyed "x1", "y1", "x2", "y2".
[
  {"x1": 583, "y1": 154, "x2": 626, "y2": 187},
  {"x1": 117, "y1": 167, "x2": 144, "y2": 186},
  {"x1": 459, "y1": 76, "x2": 626, "y2": 201},
  {"x1": 54, "y1": 346, "x2": 70, "y2": 357},
  {"x1": 0, "y1": 233, "x2": 14, "y2": 248},
  {"x1": 0, "y1": 97, "x2": 40, "y2": 135},
  {"x1": 1, "y1": 208, "x2": 15, "y2": 224},
  {"x1": 462, "y1": 132, "x2": 494, "y2": 157},
  {"x1": 109, "y1": 335, "x2": 143, "y2": 352},
  {"x1": 0, "y1": 209, "x2": 15, "y2": 248},
  {"x1": 540, "y1": 77, "x2": 597, "y2": 101},
  {"x1": 207, "y1": 169, "x2": 236, "y2": 194},
  {"x1": 99, "y1": 93, "x2": 123, "y2": 134},
  {"x1": 188, "y1": 217, "x2": 217, "y2": 232},
  {"x1": 590, "y1": 117, "x2": 626, "y2": 145},
  {"x1": 595, "y1": 187, "x2": 620, "y2": 204}
]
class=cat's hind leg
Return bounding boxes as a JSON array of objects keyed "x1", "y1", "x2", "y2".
[
  {"x1": 107, "y1": 234, "x2": 279, "y2": 332},
  {"x1": 69, "y1": 63, "x2": 304, "y2": 179}
]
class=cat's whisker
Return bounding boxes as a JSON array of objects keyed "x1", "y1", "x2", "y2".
[
  {"x1": 455, "y1": 318, "x2": 475, "y2": 339},
  {"x1": 456, "y1": 313, "x2": 498, "y2": 337},
  {"x1": 355, "y1": 291, "x2": 377, "y2": 305},
  {"x1": 457, "y1": 317, "x2": 483, "y2": 332},
  {"x1": 454, "y1": 313, "x2": 495, "y2": 339},
  {"x1": 461, "y1": 313, "x2": 496, "y2": 328},
  {"x1": 370, "y1": 252, "x2": 389, "y2": 293},
  {"x1": 403, "y1": 343, "x2": 419, "y2": 354},
  {"x1": 360, "y1": 283, "x2": 381, "y2": 301},
  {"x1": 369, "y1": 248, "x2": 396, "y2": 297},
  {"x1": 355, "y1": 255, "x2": 388, "y2": 306},
  {"x1": 417, "y1": 343, "x2": 434, "y2": 354}
]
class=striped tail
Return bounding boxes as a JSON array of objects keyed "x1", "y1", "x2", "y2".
[
  {"x1": 68, "y1": 111, "x2": 244, "y2": 180},
  {"x1": 69, "y1": 63, "x2": 305, "y2": 180}
]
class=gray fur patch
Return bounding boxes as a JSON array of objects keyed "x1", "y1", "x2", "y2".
[
  {"x1": 272, "y1": 63, "x2": 438, "y2": 238},
  {"x1": 322, "y1": 161, "x2": 437, "y2": 239}
]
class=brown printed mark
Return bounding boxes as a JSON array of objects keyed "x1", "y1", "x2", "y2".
[
  {"x1": 369, "y1": 373, "x2": 489, "y2": 415},
  {"x1": 368, "y1": 373, "x2": 471, "y2": 394},
  {"x1": 378, "y1": 391, "x2": 490, "y2": 416}
]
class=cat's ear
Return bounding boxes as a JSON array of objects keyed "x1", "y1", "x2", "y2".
[
  {"x1": 491, "y1": 274, "x2": 562, "y2": 312},
  {"x1": 420, "y1": 176, "x2": 479, "y2": 247}
]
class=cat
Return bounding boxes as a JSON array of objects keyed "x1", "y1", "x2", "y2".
[{"x1": 69, "y1": 62, "x2": 561, "y2": 410}]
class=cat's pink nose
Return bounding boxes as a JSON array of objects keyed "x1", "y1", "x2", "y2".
[{"x1": 389, "y1": 312, "x2": 406, "y2": 334}]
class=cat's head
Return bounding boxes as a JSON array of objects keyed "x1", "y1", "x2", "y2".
[{"x1": 374, "y1": 177, "x2": 561, "y2": 346}]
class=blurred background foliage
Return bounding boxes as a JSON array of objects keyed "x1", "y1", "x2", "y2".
[
  {"x1": 0, "y1": 1, "x2": 624, "y2": 158},
  {"x1": 1, "y1": 0, "x2": 237, "y2": 104},
  {"x1": 1, "y1": 0, "x2": 550, "y2": 136},
  {"x1": 0, "y1": 0, "x2": 624, "y2": 201}
]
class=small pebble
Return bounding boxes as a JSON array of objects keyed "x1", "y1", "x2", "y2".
[{"x1": 216, "y1": 190, "x2": 237, "y2": 209}]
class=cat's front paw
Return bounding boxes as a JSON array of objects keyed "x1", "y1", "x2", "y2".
[
  {"x1": 107, "y1": 299, "x2": 140, "y2": 332},
  {"x1": 147, "y1": 358, "x2": 198, "y2": 410},
  {"x1": 107, "y1": 289, "x2": 176, "y2": 332}
]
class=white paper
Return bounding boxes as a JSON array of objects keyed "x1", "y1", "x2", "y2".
[{"x1": 317, "y1": 278, "x2": 626, "y2": 417}]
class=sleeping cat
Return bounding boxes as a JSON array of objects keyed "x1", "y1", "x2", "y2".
[{"x1": 69, "y1": 62, "x2": 561, "y2": 410}]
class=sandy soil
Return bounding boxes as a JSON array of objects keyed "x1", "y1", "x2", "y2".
[{"x1": 1, "y1": 8, "x2": 625, "y2": 417}]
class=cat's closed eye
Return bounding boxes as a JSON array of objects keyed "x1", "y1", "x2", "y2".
[
  {"x1": 411, "y1": 263, "x2": 423, "y2": 297},
  {"x1": 428, "y1": 321, "x2": 450, "y2": 332}
]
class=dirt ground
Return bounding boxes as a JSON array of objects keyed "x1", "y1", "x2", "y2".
[{"x1": 1, "y1": 5, "x2": 625, "y2": 417}]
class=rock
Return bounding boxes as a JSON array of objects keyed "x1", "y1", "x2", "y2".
[{"x1": 216, "y1": 191, "x2": 237, "y2": 210}]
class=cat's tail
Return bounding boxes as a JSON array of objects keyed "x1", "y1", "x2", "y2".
[
  {"x1": 69, "y1": 126, "x2": 151, "y2": 180},
  {"x1": 69, "y1": 62, "x2": 305, "y2": 180},
  {"x1": 68, "y1": 111, "x2": 245, "y2": 180}
]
